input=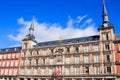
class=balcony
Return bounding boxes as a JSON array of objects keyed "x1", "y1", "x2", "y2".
[{"x1": 115, "y1": 60, "x2": 120, "y2": 65}]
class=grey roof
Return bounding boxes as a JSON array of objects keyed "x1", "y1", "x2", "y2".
[
  {"x1": 34, "y1": 35, "x2": 100, "y2": 48},
  {"x1": 115, "y1": 34, "x2": 120, "y2": 41},
  {"x1": 0, "y1": 47, "x2": 21, "y2": 53}
]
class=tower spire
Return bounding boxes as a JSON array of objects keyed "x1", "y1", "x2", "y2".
[
  {"x1": 102, "y1": 0, "x2": 109, "y2": 27},
  {"x1": 29, "y1": 16, "x2": 34, "y2": 36}
]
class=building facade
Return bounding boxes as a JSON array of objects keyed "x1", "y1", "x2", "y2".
[
  {"x1": 17, "y1": 1, "x2": 119, "y2": 80},
  {"x1": 0, "y1": 47, "x2": 21, "y2": 80},
  {"x1": 0, "y1": 0, "x2": 120, "y2": 80}
]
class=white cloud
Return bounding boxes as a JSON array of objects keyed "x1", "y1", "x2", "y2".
[{"x1": 8, "y1": 15, "x2": 99, "y2": 44}]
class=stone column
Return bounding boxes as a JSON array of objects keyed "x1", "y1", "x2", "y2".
[
  {"x1": 38, "y1": 78, "x2": 41, "y2": 80},
  {"x1": 81, "y1": 78, "x2": 84, "y2": 80},
  {"x1": 24, "y1": 78, "x2": 27, "y2": 80},
  {"x1": 31, "y1": 78, "x2": 34, "y2": 80},
  {"x1": 92, "y1": 78, "x2": 94, "y2": 80},
  {"x1": 6, "y1": 78, "x2": 9, "y2": 80},
  {"x1": 102, "y1": 78, "x2": 104, "y2": 80},
  {"x1": 17, "y1": 78, "x2": 20, "y2": 80},
  {"x1": 2, "y1": 78, "x2": 5, "y2": 80},
  {"x1": 11, "y1": 78, "x2": 14, "y2": 80}
]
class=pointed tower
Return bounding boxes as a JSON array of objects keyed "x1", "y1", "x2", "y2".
[
  {"x1": 98, "y1": 0, "x2": 114, "y2": 41},
  {"x1": 22, "y1": 16, "x2": 37, "y2": 49},
  {"x1": 29, "y1": 16, "x2": 35, "y2": 36},
  {"x1": 102, "y1": 0, "x2": 109, "y2": 27}
]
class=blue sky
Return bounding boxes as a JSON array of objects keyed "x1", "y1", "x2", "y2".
[{"x1": 0, "y1": 0, "x2": 120, "y2": 48}]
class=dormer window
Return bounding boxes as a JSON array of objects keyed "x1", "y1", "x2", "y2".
[
  {"x1": 75, "y1": 47, "x2": 79, "y2": 53},
  {"x1": 67, "y1": 48, "x2": 70, "y2": 53}
]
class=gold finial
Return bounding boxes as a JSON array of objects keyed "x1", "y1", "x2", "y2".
[{"x1": 58, "y1": 36, "x2": 63, "y2": 44}]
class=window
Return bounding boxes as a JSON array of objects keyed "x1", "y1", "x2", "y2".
[
  {"x1": 34, "y1": 69, "x2": 37, "y2": 75},
  {"x1": 16, "y1": 53, "x2": 19, "y2": 58},
  {"x1": 65, "y1": 67, "x2": 70, "y2": 75},
  {"x1": 5, "y1": 69, "x2": 8, "y2": 75},
  {"x1": 94, "y1": 45, "x2": 99, "y2": 51},
  {"x1": 94, "y1": 55, "x2": 99, "y2": 63},
  {"x1": 6, "y1": 61, "x2": 9, "y2": 67},
  {"x1": 15, "y1": 61, "x2": 18, "y2": 66},
  {"x1": 11, "y1": 61, "x2": 14, "y2": 67},
  {"x1": 75, "y1": 47, "x2": 79, "y2": 52},
  {"x1": 105, "y1": 33, "x2": 109, "y2": 40},
  {"x1": 37, "y1": 50, "x2": 39, "y2": 55},
  {"x1": 8, "y1": 54, "x2": 11, "y2": 59},
  {"x1": 2, "y1": 61, "x2": 5, "y2": 67},
  {"x1": 66, "y1": 57, "x2": 70, "y2": 64},
  {"x1": 9, "y1": 69, "x2": 12, "y2": 75},
  {"x1": 49, "y1": 68, "x2": 53, "y2": 75},
  {"x1": 27, "y1": 69, "x2": 30, "y2": 75},
  {"x1": 12, "y1": 54, "x2": 15, "y2": 59},
  {"x1": 4, "y1": 55, "x2": 6, "y2": 59},
  {"x1": 84, "y1": 45, "x2": 89, "y2": 52},
  {"x1": 94, "y1": 67, "x2": 100, "y2": 74},
  {"x1": 49, "y1": 58, "x2": 54, "y2": 65},
  {"x1": 0, "y1": 55, "x2": 2, "y2": 59},
  {"x1": 67, "y1": 48, "x2": 70, "y2": 53},
  {"x1": 105, "y1": 44, "x2": 110, "y2": 50},
  {"x1": 75, "y1": 56, "x2": 80, "y2": 64},
  {"x1": 36, "y1": 59, "x2": 38, "y2": 65},
  {"x1": 75, "y1": 66, "x2": 79, "y2": 75},
  {"x1": 41, "y1": 68, "x2": 45, "y2": 75},
  {"x1": 29, "y1": 59, "x2": 31, "y2": 65},
  {"x1": 84, "y1": 56, "x2": 89, "y2": 63},
  {"x1": 1, "y1": 69, "x2": 4, "y2": 75},
  {"x1": 43, "y1": 59, "x2": 45, "y2": 64},
  {"x1": 107, "y1": 67, "x2": 111, "y2": 74},
  {"x1": 106, "y1": 55, "x2": 110, "y2": 62},
  {"x1": 24, "y1": 43, "x2": 27, "y2": 49},
  {"x1": 24, "y1": 52, "x2": 26, "y2": 57},
  {"x1": 51, "y1": 49, "x2": 54, "y2": 55},
  {"x1": 85, "y1": 67, "x2": 89, "y2": 74},
  {"x1": 43, "y1": 49, "x2": 47, "y2": 55}
]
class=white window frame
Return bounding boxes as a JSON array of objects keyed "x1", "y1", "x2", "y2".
[
  {"x1": 43, "y1": 49, "x2": 47, "y2": 55},
  {"x1": 9, "y1": 69, "x2": 12, "y2": 75},
  {"x1": 0, "y1": 55, "x2": 2, "y2": 59},
  {"x1": 49, "y1": 58, "x2": 54, "y2": 65},
  {"x1": 6, "y1": 61, "x2": 9, "y2": 67},
  {"x1": 75, "y1": 66, "x2": 80, "y2": 75},
  {"x1": 94, "y1": 67, "x2": 100, "y2": 74},
  {"x1": 2, "y1": 61, "x2": 5, "y2": 67},
  {"x1": 94, "y1": 55, "x2": 99, "y2": 63},
  {"x1": 8, "y1": 54, "x2": 11, "y2": 59},
  {"x1": 84, "y1": 45, "x2": 89, "y2": 52},
  {"x1": 66, "y1": 57, "x2": 70, "y2": 64},
  {"x1": 49, "y1": 68, "x2": 53, "y2": 75},
  {"x1": 41, "y1": 68, "x2": 45, "y2": 75},
  {"x1": 1, "y1": 69, "x2": 4, "y2": 75},
  {"x1": 12, "y1": 54, "x2": 15, "y2": 59},
  {"x1": 75, "y1": 56, "x2": 80, "y2": 64},
  {"x1": 84, "y1": 56, "x2": 89, "y2": 63},
  {"x1": 94, "y1": 45, "x2": 99, "y2": 51},
  {"x1": 65, "y1": 67, "x2": 70, "y2": 75},
  {"x1": 15, "y1": 61, "x2": 18, "y2": 66},
  {"x1": 4, "y1": 55, "x2": 6, "y2": 59},
  {"x1": 11, "y1": 61, "x2": 14, "y2": 67}
]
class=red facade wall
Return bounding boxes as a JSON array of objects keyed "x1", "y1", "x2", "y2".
[
  {"x1": 0, "y1": 52, "x2": 21, "y2": 75},
  {"x1": 114, "y1": 43, "x2": 120, "y2": 74}
]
